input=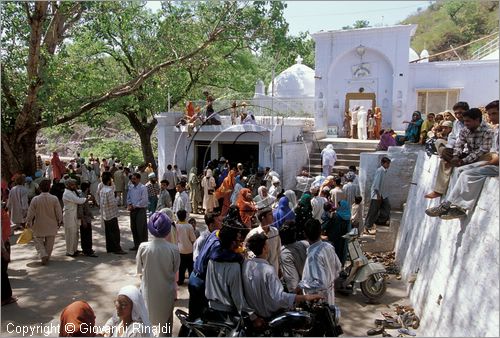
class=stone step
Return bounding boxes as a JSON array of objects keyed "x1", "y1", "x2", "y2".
[
  {"x1": 311, "y1": 147, "x2": 378, "y2": 155},
  {"x1": 309, "y1": 153, "x2": 363, "y2": 160},
  {"x1": 309, "y1": 156, "x2": 360, "y2": 164},
  {"x1": 317, "y1": 139, "x2": 379, "y2": 149}
]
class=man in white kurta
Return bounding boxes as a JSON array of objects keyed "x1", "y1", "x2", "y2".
[
  {"x1": 321, "y1": 144, "x2": 337, "y2": 177},
  {"x1": 137, "y1": 212, "x2": 180, "y2": 337},
  {"x1": 244, "y1": 208, "x2": 281, "y2": 275},
  {"x1": 62, "y1": 179, "x2": 87, "y2": 256},
  {"x1": 301, "y1": 219, "x2": 341, "y2": 306},
  {"x1": 357, "y1": 106, "x2": 368, "y2": 140}
]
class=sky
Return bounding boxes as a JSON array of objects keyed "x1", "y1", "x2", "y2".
[{"x1": 145, "y1": 1, "x2": 431, "y2": 36}]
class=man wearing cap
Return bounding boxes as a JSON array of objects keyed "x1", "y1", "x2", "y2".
[
  {"x1": 146, "y1": 173, "x2": 160, "y2": 213},
  {"x1": 137, "y1": 212, "x2": 180, "y2": 336},
  {"x1": 62, "y1": 179, "x2": 87, "y2": 257},
  {"x1": 127, "y1": 173, "x2": 149, "y2": 251}
]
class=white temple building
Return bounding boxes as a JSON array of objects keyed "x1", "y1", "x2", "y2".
[{"x1": 156, "y1": 24, "x2": 499, "y2": 187}]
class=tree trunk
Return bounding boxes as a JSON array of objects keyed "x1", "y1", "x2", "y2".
[
  {"x1": 137, "y1": 127, "x2": 156, "y2": 170},
  {"x1": 1, "y1": 129, "x2": 38, "y2": 180}
]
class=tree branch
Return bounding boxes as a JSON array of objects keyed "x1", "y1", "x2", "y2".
[{"x1": 42, "y1": 18, "x2": 229, "y2": 128}]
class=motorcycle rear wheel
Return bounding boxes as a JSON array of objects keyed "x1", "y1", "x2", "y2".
[{"x1": 360, "y1": 273, "x2": 386, "y2": 301}]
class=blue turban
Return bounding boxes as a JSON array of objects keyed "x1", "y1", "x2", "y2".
[
  {"x1": 147, "y1": 212, "x2": 172, "y2": 238},
  {"x1": 34, "y1": 170, "x2": 43, "y2": 178}
]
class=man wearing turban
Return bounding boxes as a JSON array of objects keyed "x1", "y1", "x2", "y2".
[{"x1": 136, "y1": 212, "x2": 180, "y2": 336}]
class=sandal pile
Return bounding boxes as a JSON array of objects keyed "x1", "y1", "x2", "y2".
[{"x1": 366, "y1": 304, "x2": 420, "y2": 337}]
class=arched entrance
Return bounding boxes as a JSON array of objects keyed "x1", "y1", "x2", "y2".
[{"x1": 327, "y1": 47, "x2": 394, "y2": 134}]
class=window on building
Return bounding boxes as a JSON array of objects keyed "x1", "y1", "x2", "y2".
[{"x1": 417, "y1": 89, "x2": 460, "y2": 114}]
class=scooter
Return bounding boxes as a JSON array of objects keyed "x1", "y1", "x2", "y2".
[{"x1": 335, "y1": 228, "x2": 387, "y2": 301}]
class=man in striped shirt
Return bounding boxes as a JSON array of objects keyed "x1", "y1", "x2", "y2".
[{"x1": 301, "y1": 219, "x2": 341, "y2": 306}]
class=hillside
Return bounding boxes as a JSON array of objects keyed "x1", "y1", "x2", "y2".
[{"x1": 401, "y1": 0, "x2": 499, "y2": 60}]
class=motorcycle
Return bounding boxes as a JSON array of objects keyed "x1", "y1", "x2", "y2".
[
  {"x1": 176, "y1": 280, "x2": 343, "y2": 337},
  {"x1": 335, "y1": 228, "x2": 387, "y2": 301}
]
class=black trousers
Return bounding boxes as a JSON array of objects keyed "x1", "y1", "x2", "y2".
[
  {"x1": 167, "y1": 189, "x2": 176, "y2": 204},
  {"x1": 1, "y1": 241, "x2": 12, "y2": 301},
  {"x1": 80, "y1": 222, "x2": 93, "y2": 254},
  {"x1": 130, "y1": 208, "x2": 148, "y2": 248},
  {"x1": 187, "y1": 272, "x2": 208, "y2": 320},
  {"x1": 364, "y1": 198, "x2": 391, "y2": 230},
  {"x1": 104, "y1": 218, "x2": 122, "y2": 253},
  {"x1": 178, "y1": 253, "x2": 193, "y2": 285}
]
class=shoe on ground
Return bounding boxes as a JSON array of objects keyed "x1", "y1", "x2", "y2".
[
  {"x1": 425, "y1": 202, "x2": 450, "y2": 217},
  {"x1": 440, "y1": 206, "x2": 467, "y2": 220},
  {"x1": 114, "y1": 250, "x2": 127, "y2": 255},
  {"x1": 367, "y1": 326, "x2": 384, "y2": 336},
  {"x1": 398, "y1": 328, "x2": 416, "y2": 336},
  {"x1": 65, "y1": 253, "x2": 78, "y2": 257},
  {"x1": 1, "y1": 296, "x2": 18, "y2": 306},
  {"x1": 41, "y1": 256, "x2": 49, "y2": 265},
  {"x1": 84, "y1": 252, "x2": 98, "y2": 257}
]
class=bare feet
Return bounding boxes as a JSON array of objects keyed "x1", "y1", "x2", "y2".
[{"x1": 424, "y1": 191, "x2": 442, "y2": 199}]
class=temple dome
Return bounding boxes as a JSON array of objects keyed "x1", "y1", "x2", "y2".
[
  {"x1": 409, "y1": 48, "x2": 419, "y2": 62},
  {"x1": 268, "y1": 55, "x2": 315, "y2": 98}
]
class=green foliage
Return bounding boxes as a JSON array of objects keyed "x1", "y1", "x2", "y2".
[
  {"x1": 81, "y1": 139, "x2": 144, "y2": 166},
  {"x1": 401, "y1": 0, "x2": 499, "y2": 60},
  {"x1": 342, "y1": 20, "x2": 371, "y2": 30}
]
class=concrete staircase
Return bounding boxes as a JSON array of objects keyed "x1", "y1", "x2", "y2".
[{"x1": 304, "y1": 138, "x2": 379, "y2": 176}]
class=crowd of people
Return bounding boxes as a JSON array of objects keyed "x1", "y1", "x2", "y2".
[
  {"x1": 343, "y1": 106, "x2": 382, "y2": 140},
  {"x1": 1, "y1": 98, "x2": 497, "y2": 336}
]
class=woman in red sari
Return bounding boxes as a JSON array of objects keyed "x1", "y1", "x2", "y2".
[
  {"x1": 236, "y1": 188, "x2": 257, "y2": 228},
  {"x1": 215, "y1": 169, "x2": 236, "y2": 217}
]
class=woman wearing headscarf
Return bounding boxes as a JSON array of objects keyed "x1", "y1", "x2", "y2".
[
  {"x1": 201, "y1": 169, "x2": 217, "y2": 213},
  {"x1": 215, "y1": 169, "x2": 236, "y2": 217},
  {"x1": 284, "y1": 190, "x2": 298, "y2": 211},
  {"x1": 273, "y1": 196, "x2": 295, "y2": 229},
  {"x1": 376, "y1": 129, "x2": 398, "y2": 151},
  {"x1": 235, "y1": 188, "x2": 257, "y2": 228},
  {"x1": 137, "y1": 212, "x2": 180, "y2": 337},
  {"x1": 396, "y1": 111, "x2": 423, "y2": 145},
  {"x1": 103, "y1": 285, "x2": 152, "y2": 337},
  {"x1": 188, "y1": 167, "x2": 202, "y2": 214},
  {"x1": 374, "y1": 107, "x2": 382, "y2": 138},
  {"x1": 59, "y1": 301, "x2": 96, "y2": 337},
  {"x1": 230, "y1": 175, "x2": 244, "y2": 205},
  {"x1": 51, "y1": 152, "x2": 66, "y2": 181},
  {"x1": 320, "y1": 144, "x2": 337, "y2": 177},
  {"x1": 268, "y1": 176, "x2": 281, "y2": 198},
  {"x1": 294, "y1": 192, "x2": 313, "y2": 240},
  {"x1": 253, "y1": 186, "x2": 276, "y2": 210},
  {"x1": 321, "y1": 200, "x2": 351, "y2": 266}
]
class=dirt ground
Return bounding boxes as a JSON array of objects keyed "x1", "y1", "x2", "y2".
[{"x1": 1, "y1": 208, "x2": 419, "y2": 337}]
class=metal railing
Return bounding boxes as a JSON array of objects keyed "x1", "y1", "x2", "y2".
[{"x1": 471, "y1": 35, "x2": 499, "y2": 60}]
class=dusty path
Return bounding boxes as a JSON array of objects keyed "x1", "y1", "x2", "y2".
[{"x1": 1, "y1": 208, "x2": 418, "y2": 337}]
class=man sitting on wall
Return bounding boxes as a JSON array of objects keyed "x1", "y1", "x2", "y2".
[{"x1": 426, "y1": 100, "x2": 498, "y2": 219}]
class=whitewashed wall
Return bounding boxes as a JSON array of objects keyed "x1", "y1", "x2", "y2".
[
  {"x1": 407, "y1": 60, "x2": 499, "y2": 113},
  {"x1": 395, "y1": 151, "x2": 499, "y2": 337},
  {"x1": 359, "y1": 144, "x2": 420, "y2": 212},
  {"x1": 277, "y1": 141, "x2": 313, "y2": 191}
]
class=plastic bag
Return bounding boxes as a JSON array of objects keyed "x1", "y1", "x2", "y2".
[{"x1": 17, "y1": 228, "x2": 33, "y2": 244}]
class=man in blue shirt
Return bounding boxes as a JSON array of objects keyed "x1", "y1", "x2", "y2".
[{"x1": 127, "y1": 173, "x2": 149, "y2": 250}]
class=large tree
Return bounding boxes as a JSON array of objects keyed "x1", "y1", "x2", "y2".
[{"x1": 1, "y1": 1, "x2": 282, "y2": 178}]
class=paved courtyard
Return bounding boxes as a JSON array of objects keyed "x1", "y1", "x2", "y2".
[{"x1": 1, "y1": 208, "x2": 419, "y2": 337}]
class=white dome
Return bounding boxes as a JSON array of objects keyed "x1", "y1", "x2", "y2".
[
  {"x1": 409, "y1": 48, "x2": 419, "y2": 62},
  {"x1": 268, "y1": 55, "x2": 315, "y2": 98},
  {"x1": 419, "y1": 49, "x2": 429, "y2": 63}
]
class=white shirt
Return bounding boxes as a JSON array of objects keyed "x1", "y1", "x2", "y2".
[
  {"x1": 173, "y1": 191, "x2": 191, "y2": 214},
  {"x1": 176, "y1": 222, "x2": 196, "y2": 254},
  {"x1": 245, "y1": 226, "x2": 281, "y2": 275}
]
